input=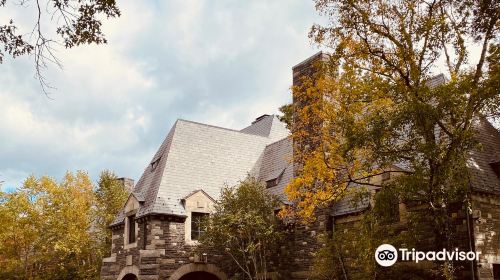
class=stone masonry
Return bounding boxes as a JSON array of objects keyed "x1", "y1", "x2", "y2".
[{"x1": 101, "y1": 53, "x2": 500, "y2": 280}]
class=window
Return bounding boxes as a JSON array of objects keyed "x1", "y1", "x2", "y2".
[
  {"x1": 266, "y1": 178, "x2": 279, "y2": 188},
  {"x1": 142, "y1": 222, "x2": 147, "y2": 249},
  {"x1": 128, "y1": 215, "x2": 136, "y2": 244},
  {"x1": 493, "y1": 264, "x2": 500, "y2": 280},
  {"x1": 266, "y1": 169, "x2": 284, "y2": 189},
  {"x1": 490, "y1": 161, "x2": 500, "y2": 179},
  {"x1": 150, "y1": 157, "x2": 161, "y2": 172},
  {"x1": 191, "y1": 212, "x2": 209, "y2": 240}
]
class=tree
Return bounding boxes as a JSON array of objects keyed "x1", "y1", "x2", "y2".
[
  {"x1": 0, "y1": 0, "x2": 120, "y2": 93},
  {"x1": 93, "y1": 170, "x2": 129, "y2": 270},
  {"x1": 0, "y1": 170, "x2": 128, "y2": 279},
  {"x1": 198, "y1": 177, "x2": 286, "y2": 280},
  {"x1": 0, "y1": 171, "x2": 98, "y2": 279},
  {"x1": 283, "y1": 0, "x2": 499, "y2": 276},
  {"x1": 0, "y1": 186, "x2": 38, "y2": 279}
]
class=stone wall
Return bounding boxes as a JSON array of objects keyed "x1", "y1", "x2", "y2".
[
  {"x1": 101, "y1": 215, "x2": 231, "y2": 280},
  {"x1": 100, "y1": 211, "x2": 333, "y2": 280},
  {"x1": 278, "y1": 209, "x2": 331, "y2": 279},
  {"x1": 100, "y1": 194, "x2": 499, "y2": 280},
  {"x1": 472, "y1": 193, "x2": 500, "y2": 280}
]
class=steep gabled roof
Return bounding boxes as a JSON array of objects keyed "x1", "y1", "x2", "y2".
[
  {"x1": 111, "y1": 110, "x2": 498, "y2": 226},
  {"x1": 111, "y1": 123, "x2": 178, "y2": 226},
  {"x1": 112, "y1": 117, "x2": 289, "y2": 225}
]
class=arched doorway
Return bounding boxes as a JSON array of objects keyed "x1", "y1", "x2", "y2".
[
  {"x1": 121, "y1": 274, "x2": 138, "y2": 280},
  {"x1": 169, "y1": 263, "x2": 227, "y2": 280},
  {"x1": 179, "y1": 271, "x2": 220, "y2": 280},
  {"x1": 116, "y1": 265, "x2": 140, "y2": 280}
]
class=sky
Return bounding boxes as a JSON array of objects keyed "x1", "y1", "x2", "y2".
[{"x1": 0, "y1": 0, "x2": 324, "y2": 190}]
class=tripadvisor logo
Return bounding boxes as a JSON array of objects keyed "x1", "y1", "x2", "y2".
[
  {"x1": 374, "y1": 244, "x2": 481, "y2": 267},
  {"x1": 375, "y1": 244, "x2": 398, "y2": 267}
]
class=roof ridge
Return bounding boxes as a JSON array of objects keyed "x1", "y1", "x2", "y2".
[
  {"x1": 177, "y1": 118, "x2": 269, "y2": 138},
  {"x1": 265, "y1": 136, "x2": 291, "y2": 147},
  {"x1": 136, "y1": 121, "x2": 179, "y2": 218}
]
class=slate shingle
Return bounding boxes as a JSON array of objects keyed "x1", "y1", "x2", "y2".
[
  {"x1": 112, "y1": 111, "x2": 499, "y2": 224},
  {"x1": 468, "y1": 117, "x2": 500, "y2": 194},
  {"x1": 112, "y1": 115, "x2": 289, "y2": 225}
]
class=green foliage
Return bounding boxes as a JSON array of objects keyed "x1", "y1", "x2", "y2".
[
  {"x1": 198, "y1": 177, "x2": 286, "y2": 280},
  {"x1": 312, "y1": 188, "x2": 445, "y2": 280},
  {"x1": 0, "y1": 170, "x2": 128, "y2": 279},
  {"x1": 372, "y1": 187, "x2": 400, "y2": 225},
  {"x1": 286, "y1": 5, "x2": 498, "y2": 278},
  {"x1": 278, "y1": 103, "x2": 293, "y2": 130},
  {"x1": 287, "y1": 0, "x2": 499, "y2": 219},
  {"x1": 93, "y1": 170, "x2": 129, "y2": 275}
]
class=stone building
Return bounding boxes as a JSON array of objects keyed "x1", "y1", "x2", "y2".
[{"x1": 101, "y1": 53, "x2": 500, "y2": 280}]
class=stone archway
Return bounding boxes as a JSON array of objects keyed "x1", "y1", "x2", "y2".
[
  {"x1": 117, "y1": 265, "x2": 140, "y2": 280},
  {"x1": 178, "y1": 271, "x2": 220, "y2": 280},
  {"x1": 121, "y1": 274, "x2": 138, "y2": 280},
  {"x1": 169, "y1": 263, "x2": 227, "y2": 280}
]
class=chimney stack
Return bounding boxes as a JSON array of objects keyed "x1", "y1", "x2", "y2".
[
  {"x1": 116, "y1": 177, "x2": 134, "y2": 193},
  {"x1": 291, "y1": 52, "x2": 329, "y2": 166},
  {"x1": 292, "y1": 51, "x2": 328, "y2": 88}
]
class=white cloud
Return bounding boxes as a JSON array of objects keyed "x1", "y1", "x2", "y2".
[{"x1": 0, "y1": 0, "x2": 321, "y2": 187}]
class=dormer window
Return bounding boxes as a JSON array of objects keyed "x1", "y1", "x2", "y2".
[
  {"x1": 490, "y1": 161, "x2": 500, "y2": 178},
  {"x1": 182, "y1": 190, "x2": 215, "y2": 244},
  {"x1": 266, "y1": 178, "x2": 279, "y2": 188},
  {"x1": 265, "y1": 169, "x2": 285, "y2": 189},
  {"x1": 150, "y1": 157, "x2": 161, "y2": 171}
]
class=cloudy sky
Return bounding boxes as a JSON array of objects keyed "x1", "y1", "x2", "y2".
[{"x1": 0, "y1": 0, "x2": 323, "y2": 190}]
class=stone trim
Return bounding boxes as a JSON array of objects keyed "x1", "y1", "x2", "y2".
[
  {"x1": 183, "y1": 190, "x2": 214, "y2": 243},
  {"x1": 124, "y1": 196, "x2": 140, "y2": 248},
  {"x1": 168, "y1": 263, "x2": 227, "y2": 280},
  {"x1": 103, "y1": 253, "x2": 117, "y2": 263},
  {"x1": 117, "y1": 265, "x2": 139, "y2": 280}
]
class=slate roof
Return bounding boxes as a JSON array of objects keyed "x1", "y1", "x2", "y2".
[
  {"x1": 468, "y1": 117, "x2": 500, "y2": 194},
  {"x1": 331, "y1": 186, "x2": 376, "y2": 217},
  {"x1": 330, "y1": 118, "x2": 500, "y2": 217},
  {"x1": 112, "y1": 115, "x2": 289, "y2": 226},
  {"x1": 425, "y1": 73, "x2": 447, "y2": 88},
  {"x1": 112, "y1": 109, "x2": 499, "y2": 225},
  {"x1": 257, "y1": 137, "x2": 293, "y2": 201}
]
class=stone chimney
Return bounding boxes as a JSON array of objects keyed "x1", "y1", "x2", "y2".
[
  {"x1": 291, "y1": 52, "x2": 329, "y2": 166},
  {"x1": 116, "y1": 177, "x2": 134, "y2": 193},
  {"x1": 252, "y1": 114, "x2": 270, "y2": 124},
  {"x1": 292, "y1": 51, "x2": 328, "y2": 88}
]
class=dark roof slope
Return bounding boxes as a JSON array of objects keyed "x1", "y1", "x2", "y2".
[
  {"x1": 468, "y1": 117, "x2": 500, "y2": 194},
  {"x1": 257, "y1": 137, "x2": 293, "y2": 201}
]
